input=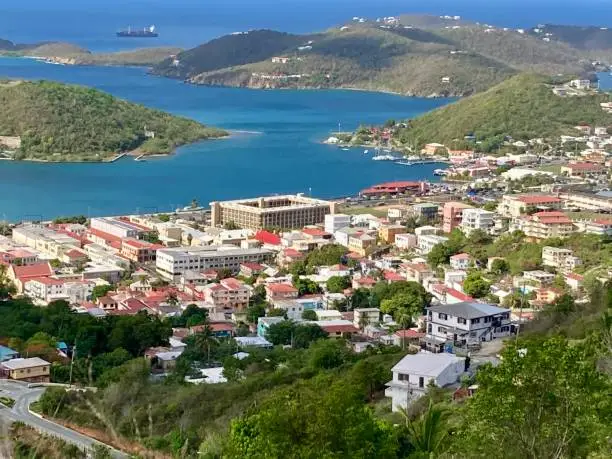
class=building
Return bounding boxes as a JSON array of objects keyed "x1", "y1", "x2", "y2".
[
  {"x1": 120, "y1": 238, "x2": 160, "y2": 263},
  {"x1": 518, "y1": 211, "x2": 575, "y2": 240},
  {"x1": 239, "y1": 262, "x2": 265, "y2": 278},
  {"x1": 449, "y1": 253, "x2": 472, "y2": 270},
  {"x1": 90, "y1": 217, "x2": 149, "y2": 239},
  {"x1": 156, "y1": 246, "x2": 273, "y2": 281},
  {"x1": 257, "y1": 316, "x2": 285, "y2": 338},
  {"x1": 498, "y1": 194, "x2": 563, "y2": 218},
  {"x1": 422, "y1": 143, "x2": 446, "y2": 155},
  {"x1": 347, "y1": 233, "x2": 376, "y2": 256},
  {"x1": 442, "y1": 202, "x2": 473, "y2": 233},
  {"x1": 272, "y1": 300, "x2": 304, "y2": 320},
  {"x1": 359, "y1": 181, "x2": 427, "y2": 198},
  {"x1": 353, "y1": 308, "x2": 380, "y2": 328},
  {"x1": 315, "y1": 320, "x2": 359, "y2": 338},
  {"x1": 558, "y1": 192, "x2": 612, "y2": 213},
  {"x1": 0, "y1": 357, "x2": 51, "y2": 383},
  {"x1": 265, "y1": 283, "x2": 299, "y2": 301},
  {"x1": 378, "y1": 225, "x2": 406, "y2": 244},
  {"x1": 401, "y1": 262, "x2": 434, "y2": 284},
  {"x1": 7, "y1": 262, "x2": 54, "y2": 293},
  {"x1": 569, "y1": 79, "x2": 591, "y2": 90},
  {"x1": 424, "y1": 302, "x2": 512, "y2": 352},
  {"x1": 460, "y1": 208, "x2": 495, "y2": 235},
  {"x1": 417, "y1": 234, "x2": 448, "y2": 255},
  {"x1": 584, "y1": 218, "x2": 612, "y2": 236},
  {"x1": 411, "y1": 203, "x2": 439, "y2": 221},
  {"x1": 560, "y1": 162, "x2": 607, "y2": 178},
  {"x1": 0, "y1": 345, "x2": 19, "y2": 362},
  {"x1": 542, "y1": 246, "x2": 581, "y2": 272},
  {"x1": 210, "y1": 195, "x2": 334, "y2": 230},
  {"x1": 395, "y1": 233, "x2": 417, "y2": 250},
  {"x1": 385, "y1": 353, "x2": 465, "y2": 411},
  {"x1": 12, "y1": 225, "x2": 80, "y2": 258},
  {"x1": 202, "y1": 278, "x2": 251, "y2": 311},
  {"x1": 324, "y1": 214, "x2": 351, "y2": 234}
]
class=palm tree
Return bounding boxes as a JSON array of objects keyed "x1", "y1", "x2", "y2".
[
  {"x1": 396, "y1": 311, "x2": 414, "y2": 349},
  {"x1": 400, "y1": 400, "x2": 450, "y2": 456},
  {"x1": 193, "y1": 323, "x2": 218, "y2": 364}
]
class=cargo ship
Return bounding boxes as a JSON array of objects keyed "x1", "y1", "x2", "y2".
[{"x1": 116, "y1": 25, "x2": 158, "y2": 38}]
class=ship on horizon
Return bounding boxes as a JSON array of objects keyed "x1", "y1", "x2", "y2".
[{"x1": 116, "y1": 25, "x2": 159, "y2": 38}]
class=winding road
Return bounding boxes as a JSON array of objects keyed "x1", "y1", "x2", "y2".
[{"x1": 0, "y1": 380, "x2": 126, "y2": 458}]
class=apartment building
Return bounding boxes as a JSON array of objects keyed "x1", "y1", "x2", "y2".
[
  {"x1": 24, "y1": 278, "x2": 95, "y2": 304},
  {"x1": 324, "y1": 213, "x2": 351, "y2": 234},
  {"x1": 417, "y1": 234, "x2": 448, "y2": 255},
  {"x1": 120, "y1": 238, "x2": 160, "y2": 263},
  {"x1": 584, "y1": 218, "x2": 612, "y2": 236},
  {"x1": 378, "y1": 224, "x2": 406, "y2": 244},
  {"x1": 348, "y1": 233, "x2": 376, "y2": 256},
  {"x1": 156, "y1": 246, "x2": 273, "y2": 280},
  {"x1": 353, "y1": 308, "x2": 380, "y2": 328},
  {"x1": 395, "y1": 233, "x2": 417, "y2": 250},
  {"x1": 460, "y1": 208, "x2": 495, "y2": 235},
  {"x1": 210, "y1": 195, "x2": 335, "y2": 230},
  {"x1": 12, "y1": 225, "x2": 80, "y2": 258},
  {"x1": 518, "y1": 211, "x2": 575, "y2": 240},
  {"x1": 442, "y1": 202, "x2": 473, "y2": 233},
  {"x1": 265, "y1": 283, "x2": 299, "y2": 301},
  {"x1": 498, "y1": 194, "x2": 563, "y2": 218},
  {"x1": 411, "y1": 203, "x2": 439, "y2": 221},
  {"x1": 542, "y1": 246, "x2": 581, "y2": 272},
  {"x1": 201, "y1": 278, "x2": 251, "y2": 310},
  {"x1": 84, "y1": 243, "x2": 130, "y2": 269},
  {"x1": 424, "y1": 302, "x2": 512, "y2": 352},
  {"x1": 400, "y1": 262, "x2": 434, "y2": 284},
  {"x1": 558, "y1": 192, "x2": 612, "y2": 213}
]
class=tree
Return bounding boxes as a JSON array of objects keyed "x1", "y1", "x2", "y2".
[
  {"x1": 249, "y1": 284, "x2": 266, "y2": 305},
  {"x1": 463, "y1": 271, "x2": 491, "y2": 298},
  {"x1": 400, "y1": 400, "x2": 451, "y2": 456},
  {"x1": 91, "y1": 284, "x2": 113, "y2": 301},
  {"x1": 292, "y1": 277, "x2": 321, "y2": 296},
  {"x1": 245, "y1": 303, "x2": 266, "y2": 324},
  {"x1": 307, "y1": 339, "x2": 349, "y2": 370},
  {"x1": 489, "y1": 258, "x2": 509, "y2": 275},
  {"x1": 266, "y1": 321, "x2": 327, "y2": 348},
  {"x1": 216, "y1": 268, "x2": 233, "y2": 280},
  {"x1": 326, "y1": 275, "x2": 351, "y2": 293},
  {"x1": 427, "y1": 243, "x2": 454, "y2": 267},
  {"x1": 0, "y1": 264, "x2": 16, "y2": 300},
  {"x1": 453, "y1": 337, "x2": 612, "y2": 459},
  {"x1": 380, "y1": 292, "x2": 424, "y2": 323},
  {"x1": 305, "y1": 244, "x2": 347, "y2": 268},
  {"x1": 301, "y1": 309, "x2": 317, "y2": 321}
]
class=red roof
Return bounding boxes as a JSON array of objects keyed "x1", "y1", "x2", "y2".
[
  {"x1": 192, "y1": 322, "x2": 234, "y2": 333},
  {"x1": 121, "y1": 238, "x2": 157, "y2": 250},
  {"x1": 532, "y1": 211, "x2": 572, "y2": 225},
  {"x1": 565, "y1": 272, "x2": 584, "y2": 281},
  {"x1": 220, "y1": 278, "x2": 246, "y2": 290},
  {"x1": 383, "y1": 270, "x2": 404, "y2": 282},
  {"x1": 255, "y1": 230, "x2": 281, "y2": 246},
  {"x1": 302, "y1": 228, "x2": 330, "y2": 237},
  {"x1": 446, "y1": 288, "x2": 474, "y2": 302},
  {"x1": 88, "y1": 228, "x2": 122, "y2": 250},
  {"x1": 12, "y1": 262, "x2": 53, "y2": 280},
  {"x1": 240, "y1": 262, "x2": 264, "y2": 271},
  {"x1": 394, "y1": 329, "x2": 425, "y2": 339},
  {"x1": 450, "y1": 253, "x2": 471, "y2": 260},
  {"x1": 592, "y1": 219, "x2": 612, "y2": 226},
  {"x1": 282, "y1": 248, "x2": 304, "y2": 258},
  {"x1": 120, "y1": 298, "x2": 150, "y2": 313},
  {"x1": 355, "y1": 276, "x2": 377, "y2": 286},
  {"x1": 566, "y1": 162, "x2": 603, "y2": 171},
  {"x1": 517, "y1": 195, "x2": 561, "y2": 205},
  {"x1": 25, "y1": 276, "x2": 64, "y2": 286},
  {"x1": 319, "y1": 323, "x2": 359, "y2": 334},
  {"x1": 65, "y1": 249, "x2": 86, "y2": 259},
  {"x1": 266, "y1": 283, "x2": 298, "y2": 294}
]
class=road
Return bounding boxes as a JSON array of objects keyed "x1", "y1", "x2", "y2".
[{"x1": 0, "y1": 380, "x2": 127, "y2": 458}]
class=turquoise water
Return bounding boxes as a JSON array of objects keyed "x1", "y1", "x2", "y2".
[{"x1": 0, "y1": 58, "x2": 450, "y2": 221}]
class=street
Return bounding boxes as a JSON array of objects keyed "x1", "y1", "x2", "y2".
[{"x1": 0, "y1": 380, "x2": 127, "y2": 458}]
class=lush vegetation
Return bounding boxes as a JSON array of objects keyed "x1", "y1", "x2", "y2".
[
  {"x1": 0, "y1": 80, "x2": 226, "y2": 161},
  {"x1": 153, "y1": 19, "x2": 596, "y2": 97},
  {"x1": 394, "y1": 73, "x2": 612, "y2": 150},
  {"x1": 527, "y1": 24, "x2": 612, "y2": 51}
]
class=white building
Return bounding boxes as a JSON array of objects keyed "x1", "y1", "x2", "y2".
[
  {"x1": 272, "y1": 300, "x2": 304, "y2": 320},
  {"x1": 353, "y1": 308, "x2": 380, "y2": 328},
  {"x1": 449, "y1": 253, "x2": 472, "y2": 270},
  {"x1": 24, "y1": 278, "x2": 95, "y2": 304},
  {"x1": 542, "y1": 246, "x2": 581, "y2": 272},
  {"x1": 90, "y1": 217, "x2": 147, "y2": 239},
  {"x1": 417, "y1": 235, "x2": 448, "y2": 255},
  {"x1": 460, "y1": 208, "x2": 495, "y2": 235},
  {"x1": 395, "y1": 233, "x2": 417, "y2": 250},
  {"x1": 12, "y1": 225, "x2": 80, "y2": 258},
  {"x1": 325, "y1": 214, "x2": 351, "y2": 234},
  {"x1": 156, "y1": 245, "x2": 274, "y2": 281},
  {"x1": 424, "y1": 302, "x2": 512, "y2": 352},
  {"x1": 385, "y1": 353, "x2": 465, "y2": 411}
]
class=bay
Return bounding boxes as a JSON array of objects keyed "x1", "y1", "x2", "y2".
[{"x1": 0, "y1": 58, "x2": 450, "y2": 221}]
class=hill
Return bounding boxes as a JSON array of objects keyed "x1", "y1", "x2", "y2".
[
  {"x1": 0, "y1": 39, "x2": 181, "y2": 66},
  {"x1": 391, "y1": 73, "x2": 612, "y2": 150},
  {"x1": 528, "y1": 24, "x2": 612, "y2": 51},
  {"x1": 152, "y1": 20, "x2": 596, "y2": 97},
  {"x1": 0, "y1": 80, "x2": 226, "y2": 162}
]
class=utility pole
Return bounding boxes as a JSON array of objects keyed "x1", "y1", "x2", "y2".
[{"x1": 68, "y1": 341, "x2": 77, "y2": 388}]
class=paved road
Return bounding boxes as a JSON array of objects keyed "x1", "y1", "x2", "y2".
[{"x1": 0, "y1": 380, "x2": 127, "y2": 458}]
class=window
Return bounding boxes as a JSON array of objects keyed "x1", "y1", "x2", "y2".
[
  {"x1": 398, "y1": 373, "x2": 409, "y2": 382},
  {"x1": 438, "y1": 326, "x2": 447, "y2": 333},
  {"x1": 484, "y1": 316, "x2": 492, "y2": 323},
  {"x1": 419, "y1": 376, "x2": 424, "y2": 388},
  {"x1": 427, "y1": 324, "x2": 432, "y2": 333},
  {"x1": 438, "y1": 313, "x2": 448, "y2": 320},
  {"x1": 471, "y1": 318, "x2": 480, "y2": 324},
  {"x1": 457, "y1": 317, "x2": 466, "y2": 324}
]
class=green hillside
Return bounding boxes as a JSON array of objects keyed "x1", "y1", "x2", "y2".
[
  {"x1": 152, "y1": 19, "x2": 596, "y2": 97},
  {"x1": 394, "y1": 73, "x2": 612, "y2": 149},
  {"x1": 0, "y1": 80, "x2": 226, "y2": 162},
  {"x1": 528, "y1": 24, "x2": 612, "y2": 51}
]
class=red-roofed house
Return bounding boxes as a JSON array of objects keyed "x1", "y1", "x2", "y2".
[
  {"x1": 120, "y1": 238, "x2": 159, "y2": 263},
  {"x1": 265, "y1": 283, "x2": 298, "y2": 301},
  {"x1": 534, "y1": 287, "x2": 563, "y2": 305},
  {"x1": 61, "y1": 248, "x2": 88, "y2": 265},
  {"x1": 585, "y1": 219, "x2": 612, "y2": 236},
  {"x1": 393, "y1": 329, "x2": 425, "y2": 347},
  {"x1": 87, "y1": 228, "x2": 123, "y2": 250},
  {"x1": 400, "y1": 262, "x2": 434, "y2": 285},
  {"x1": 202, "y1": 278, "x2": 251, "y2": 310},
  {"x1": 520, "y1": 211, "x2": 575, "y2": 240},
  {"x1": 450, "y1": 253, "x2": 472, "y2": 270},
  {"x1": 360, "y1": 181, "x2": 427, "y2": 197},
  {"x1": 191, "y1": 322, "x2": 234, "y2": 338},
  {"x1": 384, "y1": 270, "x2": 405, "y2": 283},
  {"x1": 317, "y1": 320, "x2": 360, "y2": 338},
  {"x1": 277, "y1": 248, "x2": 305, "y2": 268},
  {"x1": 301, "y1": 228, "x2": 332, "y2": 239},
  {"x1": 239, "y1": 262, "x2": 265, "y2": 277},
  {"x1": 7, "y1": 262, "x2": 54, "y2": 293},
  {"x1": 500, "y1": 194, "x2": 563, "y2": 218},
  {"x1": 254, "y1": 230, "x2": 281, "y2": 247},
  {"x1": 564, "y1": 272, "x2": 584, "y2": 291},
  {"x1": 431, "y1": 285, "x2": 474, "y2": 304},
  {"x1": 352, "y1": 276, "x2": 377, "y2": 289},
  {"x1": 561, "y1": 162, "x2": 606, "y2": 178},
  {"x1": 115, "y1": 297, "x2": 154, "y2": 315},
  {"x1": 3, "y1": 249, "x2": 38, "y2": 266}
]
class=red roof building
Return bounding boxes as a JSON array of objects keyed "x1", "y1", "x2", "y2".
[
  {"x1": 360, "y1": 181, "x2": 427, "y2": 197},
  {"x1": 265, "y1": 282, "x2": 299, "y2": 301},
  {"x1": 254, "y1": 230, "x2": 281, "y2": 246}
]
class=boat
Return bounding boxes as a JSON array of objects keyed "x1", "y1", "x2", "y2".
[
  {"x1": 433, "y1": 168, "x2": 448, "y2": 176},
  {"x1": 372, "y1": 154, "x2": 396, "y2": 161},
  {"x1": 342, "y1": 148, "x2": 350, "y2": 151},
  {"x1": 363, "y1": 149, "x2": 369, "y2": 154},
  {"x1": 117, "y1": 25, "x2": 159, "y2": 38},
  {"x1": 395, "y1": 161, "x2": 414, "y2": 166}
]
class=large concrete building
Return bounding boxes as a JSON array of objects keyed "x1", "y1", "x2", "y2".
[
  {"x1": 210, "y1": 195, "x2": 335, "y2": 230},
  {"x1": 156, "y1": 245, "x2": 274, "y2": 280}
]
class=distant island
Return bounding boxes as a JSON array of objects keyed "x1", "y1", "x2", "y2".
[
  {"x1": 150, "y1": 15, "x2": 612, "y2": 97},
  {"x1": 0, "y1": 39, "x2": 181, "y2": 67},
  {"x1": 0, "y1": 80, "x2": 227, "y2": 162},
  {"x1": 336, "y1": 73, "x2": 612, "y2": 151}
]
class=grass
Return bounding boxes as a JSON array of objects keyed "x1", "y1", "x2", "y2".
[
  {"x1": 536, "y1": 164, "x2": 563, "y2": 174},
  {"x1": 339, "y1": 206, "x2": 389, "y2": 217},
  {"x1": 0, "y1": 396, "x2": 15, "y2": 408}
]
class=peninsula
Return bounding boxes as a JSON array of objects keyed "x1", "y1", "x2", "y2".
[
  {"x1": 0, "y1": 80, "x2": 227, "y2": 162},
  {"x1": 151, "y1": 14, "x2": 611, "y2": 97}
]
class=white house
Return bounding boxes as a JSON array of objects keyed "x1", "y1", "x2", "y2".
[
  {"x1": 424, "y1": 302, "x2": 512, "y2": 352},
  {"x1": 449, "y1": 253, "x2": 472, "y2": 270},
  {"x1": 417, "y1": 235, "x2": 448, "y2": 255},
  {"x1": 385, "y1": 353, "x2": 465, "y2": 411},
  {"x1": 324, "y1": 214, "x2": 351, "y2": 234},
  {"x1": 460, "y1": 208, "x2": 495, "y2": 235}
]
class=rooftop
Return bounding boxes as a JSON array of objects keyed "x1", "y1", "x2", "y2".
[
  {"x1": 1, "y1": 357, "x2": 50, "y2": 370},
  {"x1": 428, "y1": 301, "x2": 509, "y2": 319},
  {"x1": 391, "y1": 352, "x2": 464, "y2": 377}
]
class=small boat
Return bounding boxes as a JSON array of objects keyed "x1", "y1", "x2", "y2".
[
  {"x1": 372, "y1": 154, "x2": 396, "y2": 161},
  {"x1": 395, "y1": 161, "x2": 413, "y2": 166},
  {"x1": 433, "y1": 168, "x2": 447, "y2": 176},
  {"x1": 363, "y1": 149, "x2": 369, "y2": 154},
  {"x1": 342, "y1": 148, "x2": 350, "y2": 151}
]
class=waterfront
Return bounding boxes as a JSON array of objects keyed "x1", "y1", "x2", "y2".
[{"x1": 0, "y1": 58, "x2": 449, "y2": 221}]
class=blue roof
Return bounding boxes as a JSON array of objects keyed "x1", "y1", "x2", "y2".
[
  {"x1": 0, "y1": 345, "x2": 19, "y2": 361},
  {"x1": 56, "y1": 341, "x2": 68, "y2": 350},
  {"x1": 596, "y1": 190, "x2": 612, "y2": 198}
]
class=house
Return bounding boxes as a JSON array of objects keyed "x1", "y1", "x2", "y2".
[
  {"x1": 353, "y1": 308, "x2": 380, "y2": 328},
  {"x1": 417, "y1": 234, "x2": 448, "y2": 255},
  {"x1": 518, "y1": 211, "x2": 575, "y2": 240},
  {"x1": 569, "y1": 79, "x2": 591, "y2": 90},
  {"x1": 265, "y1": 283, "x2": 298, "y2": 301},
  {"x1": 564, "y1": 272, "x2": 584, "y2": 291},
  {"x1": 0, "y1": 357, "x2": 51, "y2": 383},
  {"x1": 424, "y1": 302, "x2": 512, "y2": 352},
  {"x1": 392, "y1": 329, "x2": 425, "y2": 348},
  {"x1": 315, "y1": 309, "x2": 343, "y2": 321},
  {"x1": 352, "y1": 275, "x2": 377, "y2": 289},
  {"x1": 401, "y1": 262, "x2": 434, "y2": 284},
  {"x1": 324, "y1": 214, "x2": 351, "y2": 234},
  {"x1": 120, "y1": 238, "x2": 159, "y2": 263},
  {"x1": 522, "y1": 270, "x2": 555, "y2": 286},
  {"x1": 239, "y1": 262, "x2": 265, "y2": 278},
  {"x1": 257, "y1": 316, "x2": 284, "y2": 338},
  {"x1": 385, "y1": 353, "x2": 465, "y2": 411},
  {"x1": 315, "y1": 320, "x2": 359, "y2": 338},
  {"x1": 273, "y1": 300, "x2": 304, "y2": 320},
  {"x1": 0, "y1": 345, "x2": 19, "y2": 362},
  {"x1": 498, "y1": 194, "x2": 563, "y2": 218},
  {"x1": 411, "y1": 203, "x2": 439, "y2": 222},
  {"x1": 542, "y1": 246, "x2": 581, "y2": 272},
  {"x1": 561, "y1": 162, "x2": 606, "y2": 178},
  {"x1": 379, "y1": 225, "x2": 406, "y2": 244},
  {"x1": 202, "y1": 278, "x2": 251, "y2": 311},
  {"x1": 534, "y1": 287, "x2": 563, "y2": 305},
  {"x1": 277, "y1": 248, "x2": 305, "y2": 268},
  {"x1": 449, "y1": 253, "x2": 472, "y2": 270},
  {"x1": 584, "y1": 219, "x2": 612, "y2": 236},
  {"x1": 234, "y1": 336, "x2": 273, "y2": 348},
  {"x1": 422, "y1": 143, "x2": 446, "y2": 155},
  {"x1": 395, "y1": 233, "x2": 417, "y2": 250},
  {"x1": 460, "y1": 209, "x2": 495, "y2": 235},
  {"x1": 347, "y1": 233, "x2": 376, "y2": 256},
  {"x1": 7, "y1": 262, "x2": 54, "y2": 293}
]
